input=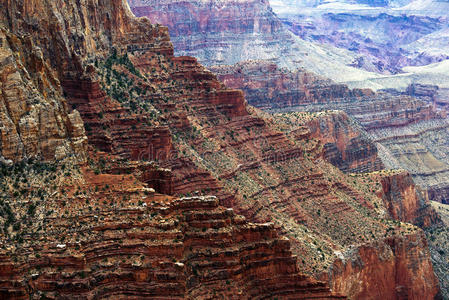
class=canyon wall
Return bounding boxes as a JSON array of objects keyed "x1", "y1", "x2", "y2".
[
  {"x1": 211, "y1": 60, "x2": 449, "y2": 205},
  {"x1": 373, "y1": 119, "x2": 449, "y2": 204},
  {"x1": 127, "y1": 0, "x2": 449, "y2": 207},
  {"x1": 210, "y1": 60, "x2": 435, "y2": 131},
  {"x1": 0, "y1": 28, "x2": 87, "y2": 163},
  {"x1": 0, "y1": 0, "x2": 343, "y2": 298},
  {"x1": 127, "y1": 0, "x2": 383, "y2": 86},
  {"x1": 0, "y1": 181, "x2": 342, "y2": 299},
  {"x1": 271, "y1": 110, "x2": 384, "y2": 173},
  {"x1": 0, "y1": 0, "x2": 442, "y2": 298},
  {"x1": 128, "y1": 0, "x2": 297, "y2": 68},
  {"x1": 324, "y1": 232, "x2": 439, "y2": 299}
]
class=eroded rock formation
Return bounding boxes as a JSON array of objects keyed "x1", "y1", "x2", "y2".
[
  {"x1": 0, "y1": 0, "x2": 442, "y2": 299},
  {"x1": 0, "y1": 0, "x2": 341, "y2": 298},
  {"x1": 271, "y1": 110, "x2": 384, "y2": 173},
  {"x1": 211, "y1": 60, "x2": 449, "y2": 206},
  {"x1": 128, "y1": 0, "x2": 296, "y2": 68},
  {"x1": 0, "y1": 29, "x2": 87, "y2": 163}
]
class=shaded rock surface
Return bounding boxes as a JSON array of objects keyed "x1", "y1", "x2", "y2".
[
  {"x1": 0, "y1": 0, "x2": 442, "y2": 299},
  {"x1": 0, "y1": 0, "x2": 345, "y2": 298},
  {"x1": 212, "y1": 60, "x2": 449, "y2": 205}
]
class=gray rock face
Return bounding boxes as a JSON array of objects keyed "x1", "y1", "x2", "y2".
[{"x1": 127, "y1": 0, "x2": 386, "y2": 87}]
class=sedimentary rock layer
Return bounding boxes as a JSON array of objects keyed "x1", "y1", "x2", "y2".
[
  {"x1": 0, "y1": 0, "x2": 442, "y2": 299},
  {"x1": 212, "y1": 60, "x2": 449, "y2": 205},
  {"x1": 0, "y1": 29, "x2": 87, "y2": 162},
  {"x1": 0, "y1": 0, "x2": 340, "y2": 298}
]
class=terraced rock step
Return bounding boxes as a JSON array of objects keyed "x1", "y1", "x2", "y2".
[
  {"x1": 0, "y1": 0, "x2": 442, "y2": 298},
  {"x1": 0, "y1": 194, "x2": 343, "y2": 299}
]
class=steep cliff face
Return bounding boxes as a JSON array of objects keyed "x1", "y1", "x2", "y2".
[
  {"x1": 212, "y1": 60, "x2": 449, "y2": 205},
  {"x1": 0, "y1": 28, "x2": 87, "y2": 163},
  {"x1": 0, "y1": 0, "x2": 442, "y2": 299},
  {"x1": 427, "y1": 202, "x2": 449, "y2": 299},
  {"x1": 0, "y1": 0, "x2": 345, "y2": 299},
  {"x1": 278, "y1": 111, "x2": 384, "y2": 173},
  {"x1": 127, "y1": 0, "x2": 386, "y2": 87},
  {"x1": 319, "y1": 170, "x2": 442, "y2": 299},
  {"x1": 374, "y1": 119, "x2": 449, "y2": 204},
  {"x1": 115, "y1": 48, "x2": 439, "y2": 297},
  {"x1": 209, "y1": 60, "x2": 372, "y2": 110},
  {"x1": 128, "y1": 0, "x2": 294, "y2": 67},
  {"x1": 0, "y1": 173, "x2": 342, "y2": 299},
  {"x1": 271, "y1": 111, "x2": 439, "y2": 226},
  {"x1": 127, "y1": 0, "x2": 449, "y2": 208},
  {"x1": 211, "y1": 60, "x2": 436, "y2": 130},
  {"x1": 378, "y1": 170, "x2": 439, "y2": 227},
  {"x1": 324, "y1": 232, "x2": 439, "y2": 300}
]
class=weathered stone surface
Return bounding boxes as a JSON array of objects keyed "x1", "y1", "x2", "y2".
[
  {"x1": 210, "y1": 60, "x2": 372, "y2": 110},
  {"x1": 323, "y1": 232, "x2": 439, "y2": 300},
  {"x1": 373, "y1": 119, "x2": 449, "y2": 204},
  {"x1": 0, "y1": 29, "x2": 87, "y2": 162},
  {"x1": 0, "y1": 0, "x2": 442, "y2": 299},
  {"x1": 0, "y1": 152, "x2": 343, "y2": 299},
  {"x1": 378, "y1": 170, "x2": 440, "y2": 227},
  {"x1": 212, "y1": 60, "x2": 449, "y2": 206},
  {"x1": 275, "y1": 111, "x2": 384, "y2": 173},
  {"x1": 128, "y1": 0, "x2": 297, "y2": 68},
  {"x1": 0, "y1": 0, "x2": 341, "y2": 299}
]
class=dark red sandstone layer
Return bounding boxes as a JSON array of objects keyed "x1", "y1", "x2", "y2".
[
  {"x1": 271, "y1": 111, "x2": 384, "y2": 173},
  {"x1": 0, "y1": 0, "x2": 442, "y2": 299},
  {"x1": 210, "y1": 60, "x2": 449, "y2": 206},
  {"x1": 0, "y1": 172, "x2": 341, "y2": 299},
  {"x1": 0, "y1": 0, "x2": 341, "y2": 298}
]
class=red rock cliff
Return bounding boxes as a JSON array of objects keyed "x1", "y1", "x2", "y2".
[
  {"x1": 0, "y1": 0, "x2": 442, "y2": 299},
  {"x1": 324, "y1": 232, "x2": 439, "y2": 300}
]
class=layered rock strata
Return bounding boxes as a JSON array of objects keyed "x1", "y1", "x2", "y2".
[
  {"x1": 373, "y1": 119, "x2": 449, "y2": 204},
  {"x1": 211, "y1": 61, "x2": 436, "y2": 131},
  {"x1": 212, "y1": 60, "x2": 449, "y2": 205},
  {"x1": 127, "y1": 0, "x2": 381, "y2": 86},
  {"x1": 271, "y1": 110, "x2": 384, "y2": 173},
  {"x1": 0, "y1": 28, "x2": 87, "y2": 162},
  {"x1": 128, "y1": 0, "x2": 299, "y2": 68},
  {"x1": 0, "y1": 0, "x2": 442, "y2": 299},
  {"x1": 0, "y1": 178, "x2": 342, "y2": 299},
  {"x1": 0, "y1": 0, "x2": 341, "y2": 298}
]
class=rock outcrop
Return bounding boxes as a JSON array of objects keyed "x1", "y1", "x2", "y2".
[
  {"x1": 211, "y1": 60, "x2": 449, "y2": 206},
  {"x1": 0, "y1": 0, "x2": 341, "y2": 298},
  {"x1": 272, "y1": 111, "x2": 384, "y2": 173},
  {"x1": 0, "y1": 180, "x2": 342, "y2": 299},
  {"x1": 211, "y1": 60, "x2": 436, "y2": 130},
  {"x1": 373, "y1": 119, "x2": 449, "y2": 204},
  {"x1": 375, "y1": 170, "x2": 440, "y2": 227},
  {"x1": 0, "y1": 0, "x2": 442, "y2": 299},
  {"x1": 324, "y1": 232, "x2": 439, "y2": 300},
  {"x1": 0, "y1": 28, "x2": 87, "y2": 162},
  {"x1": 128, "y1": 0, "x2": 297, "y2": 68},
  {"x1": 127, "y1": 0, "x2": 382, "y2": 86}
]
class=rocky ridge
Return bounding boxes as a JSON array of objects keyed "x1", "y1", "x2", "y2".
[
  {"x1": 0, "y1": 28, "x2": 87, "y2": 163},
  {"x1": 127, "y1": 0, "x2": 384, "y2": 87},
  {"x1": 0, "y1": 0, "x2": 442, "y2": 299},
  {"x1": 270, "y1": 110, "x2": 384, "y2": 173},
  {"x1": 0, "y1": 0, "x2": 344, "y2": 298},
  {"x1": 211, "y1": 60, "x2": 449, "y2": 205},
  {"x1": 0, "y1": 162, "x2": 340, "y2": 299}
]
